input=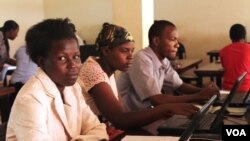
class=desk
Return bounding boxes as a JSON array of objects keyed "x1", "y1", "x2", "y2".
[
  {"x1": 112, "y1": 108, "x2": 250, "y2": 141},
  {"x1": 194, "y1": 63, "x2": 223, "y2": 88},
  {"x1": 172, "y1": 59, "x2": 203, "y2": 74},
  {"x1": 110, "y1": 129, "x2": 152, "y2": 141},
  {"x1": 207, "y1": 50, "x2": 220, "y2": 63}
]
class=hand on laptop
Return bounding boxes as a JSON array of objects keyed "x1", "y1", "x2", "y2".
[
  {"x1": 199, "y1": 82, "x2": 220, "y2": 100},
  {"x1": 163, "y1": 103, "x2": 199, "y2": 119}
]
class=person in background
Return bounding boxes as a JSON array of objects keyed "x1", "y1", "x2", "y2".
[
  {"x1": 220, "y1": 24, "x2": 250, "y2": 93},
  {"x1": 176, "y1": 42, "x2": 186, "y2": 59},
  {"x1": 117, "y1": 20, "x2": 219, "y2": 114},
  {"x1": 9, "y1": 45, "x2": 37, "y2": 91},
  {"x1": 5, "y1": 45, "x2": 38, "y2": 121},
  {"x1": 78, "y1": 23, "x2": 199, "y2": 138},
  {"x1": 0, "y1": 20, "x2": 19, "y2": 81},
  {"x1": 6, "y1": 18, "x2": 108, "y2": 141}
]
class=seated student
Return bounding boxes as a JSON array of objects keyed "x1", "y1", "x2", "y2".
[
  {"x1": 6, "y1": 18, "x2": 108, "y2": 141},
  {"x1": 116, "y1": 20, "x2": 219, "y2": 113},
  {"x1": 9, "y1": 45, "x2": 37, "y2": 100},
  {"x1": 2, "y1": 44, "x2": 37, "y2": 122},
  {"x1": 78, "y1": 23, "x2": 199, "y2": 135},
  {"x1": 0, "y1": 20, "x2": 19, "y2": 81},
  {"x1": 220, "y1": 24, "x2": 250, "y2": 93}
]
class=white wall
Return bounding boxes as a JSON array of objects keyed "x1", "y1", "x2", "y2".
[
  {"x1": 44, "y1": 0, "x2": 113, "y2": 44},
  {"x1": 155, "y1": 0, "x2": 250, "y2": 64},
  {"x1": 0, "y1": 0, "x2": 44, "y2": 57}
]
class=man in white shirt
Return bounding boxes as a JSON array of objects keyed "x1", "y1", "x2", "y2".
[{"x1": 117, "y1": 20, "x2": 219, "y2": 112}]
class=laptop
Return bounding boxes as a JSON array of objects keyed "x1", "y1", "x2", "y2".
[
  {"x1": 213, "y1": 89, "x2": 250, "y2": 107},
  {"x1": 157, "y1": 71, "x2": 247, "y2": 135},
  {"x1": 122, "y1": 96, "x2": 218, "y2": 141},
  {"x1": 178, "y1": 95, "x2": 218, "y2": 141}
]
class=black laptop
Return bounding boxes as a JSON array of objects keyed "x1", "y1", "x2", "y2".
[
  {"x1": 178, "y1": 95, "x2": 218, "y2": 141},
  {"x1": 157, "y1": 71, "x2": 247, "y2": 136},
  {"x1": 214, "y1": 89, "x2": 250, "y2": 107}
]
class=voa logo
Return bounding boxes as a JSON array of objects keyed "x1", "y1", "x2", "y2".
[{"x1": 226, "y1": 129, "x2": 246, "y2": 136}]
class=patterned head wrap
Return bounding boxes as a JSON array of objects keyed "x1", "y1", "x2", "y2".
[{"x1": 95, "y1": 23, "x2": 134, "y2": 50}]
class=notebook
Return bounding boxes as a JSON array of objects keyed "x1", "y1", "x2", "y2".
[{"x1": 157, "y1": 71, "x2": 247, "y2": 135}]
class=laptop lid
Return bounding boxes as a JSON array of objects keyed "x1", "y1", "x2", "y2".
[
  {"x1": 179, "y1": 95, "x2": 218, "y2": 141},
  {"x1": 213, "y1": 89, "x2": 250, "y2": 107},
  {"x1": 157, "y1": 94, "x2": 218, "y2": 135}
]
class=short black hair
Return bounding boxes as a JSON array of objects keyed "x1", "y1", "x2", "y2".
[
  {"x1": 229, "y1": 24, "x2": 246, "y2": 42},
  {"x1": 1, "y1": 20, "x2": 19, "y2": 32},
  {"x1": 148, "y1": 20, "x2": 175, "y2": 45},
  {"x1": 25, "y1": 18, "x2": 77, "y2": 64}
]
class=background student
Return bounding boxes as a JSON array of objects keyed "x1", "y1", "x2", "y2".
[
  {"x1": 0, "y1": 20, "x2": 19, "y2": 81},
  {"x1": 220, "y1": 23, "x2": 250, "y2": 93}
]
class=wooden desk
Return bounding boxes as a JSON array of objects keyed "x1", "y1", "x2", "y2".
[
  {"x1": 207, "y1": 50, "x2": 220, "y2": 63},
  {"x1": 172, "y1": 59, "x2": 203, "y2": 74},
  {"x1": 194, "y1": 63, "x2": 223, "y2": 88},
  {"x1": 110, "y1": 129, "x2": 152, "y2": 141},
  {"x1": 0, "y1": 87, "x2": 15, "y2": 97}
]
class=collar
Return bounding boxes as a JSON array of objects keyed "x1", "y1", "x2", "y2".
[
  {"x1": 35, "y1": 67, "x2": 61, "y2": 98},
  {"x1": 145, "y1": 47, "x2": 167, "y2": 70}
]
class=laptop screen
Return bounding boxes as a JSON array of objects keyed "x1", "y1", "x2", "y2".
[
  {"x1": 210, "y1": 71, "x2": 247, "y2": 132},
  {"x1": 179, "y1": 95, "x2": 218, "y2": 141}
]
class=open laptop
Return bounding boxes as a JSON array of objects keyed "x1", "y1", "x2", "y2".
[
  {"x1": 213, "y1": 89, "x2": 250, "y2": 107},
  {"x1": 157, "y1": 71, "x2": 247, "y2": 136},
  {"x1": 178, "y1": 95, "x2": 218, "y2": 141},
  {"x1": 122, "y1": 95, "x2": 218, "y2": 141}
]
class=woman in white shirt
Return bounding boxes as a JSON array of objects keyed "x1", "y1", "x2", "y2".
[{"x1": 6, "y1": 18, "x2": 108, "y2": 141}]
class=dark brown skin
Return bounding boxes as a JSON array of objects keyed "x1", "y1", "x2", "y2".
[
  {"x1": 149, "y1": 26, "x2": 219, "y2": 106},
  {"x1": 86, "y1": 41, "x2": 199, "y2": 130},
  {"x1": 38, "y1": 39, "x2": 81, "y2": 99}
]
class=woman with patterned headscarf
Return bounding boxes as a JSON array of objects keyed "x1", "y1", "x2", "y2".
[{"x1": 78, "y1": 23, "x2": 198, "y2": 138}]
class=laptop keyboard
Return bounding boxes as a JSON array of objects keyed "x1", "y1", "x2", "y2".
[
  {"x1": 232, "y1": 94, "x2": 246, "y2": 103},
  {"x1": 220, "y1": 94, "x2": 246, "y2": 103},
  {"x1": 181, "y1": 114, "x2": 216, "y2": 129},
  {"x1": 199, "y1": 114, "x2": 216, "y2": 129}
]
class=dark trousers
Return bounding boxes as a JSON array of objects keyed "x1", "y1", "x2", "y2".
[{"x1": 0, "y1": 82, "x2": 23, "y2": 122}]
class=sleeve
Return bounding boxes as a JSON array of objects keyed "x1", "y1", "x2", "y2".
[
  {"x1": 71, "y1": 92, "x2": 108, "y2": 141},
  {"x1": 79, "y1": 61, "x2": 107, "y2": 92},
  {"x1": 7, "y1": 95, "x2": 52, "y2": 141},
  {"x1": 162, "y1": 59, "x2": 183, "y2": 91},
  {"x1": 128, "y1": 54, "x2": 162, "y2": 101}
]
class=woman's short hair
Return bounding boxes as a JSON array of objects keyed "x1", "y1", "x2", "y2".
[{"x1": 25, "y1": 18, "x2": 77, "y2": 64}]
